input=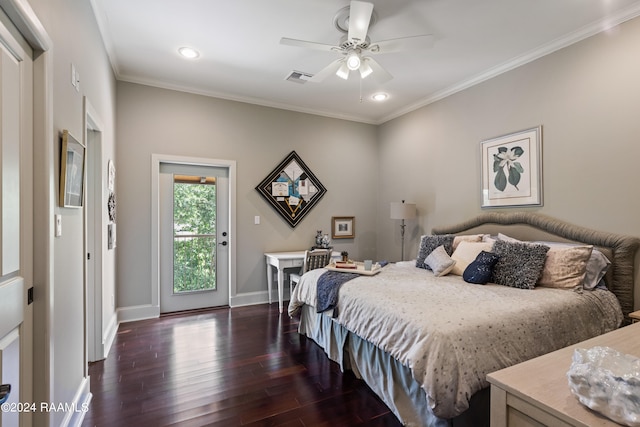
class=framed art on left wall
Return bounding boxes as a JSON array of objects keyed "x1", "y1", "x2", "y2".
[{"x1": 59, "y1": 129, "x2": 86, "y2": 208}]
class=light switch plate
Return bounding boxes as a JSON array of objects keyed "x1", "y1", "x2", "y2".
[{"x1": 55, "y1": 214, "x2": 62, "y2": 237}]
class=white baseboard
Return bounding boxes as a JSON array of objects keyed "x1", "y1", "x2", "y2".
[
  {"x1": 117, "y1": 304, "x2": 160, "y2": 323},
  {"x1": 60, "y1": 376, "x2": 91, "y2": 427},
  {"x1": 102, "y1": 312, "x2": 119, "y2": 358},
  {"x1": 229, "y1": 290, "x2": 290, "y2": 308},
  {"x1": 116, "y1": 291, "x2": 284, "y2": 322},
  {"x1": 230, "y1": 291, "x2": 269, "y2": 307}
]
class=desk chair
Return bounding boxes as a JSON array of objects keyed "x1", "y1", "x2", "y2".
[{"x1": 289, "y1": 249, "x2": 332, "y2": 294}]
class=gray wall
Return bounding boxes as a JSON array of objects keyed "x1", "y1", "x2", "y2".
[
  {"x1": 377, "y1": 16, "x2": 640, "y2": 307},
  {"x1": 115, "y1": 82, "x2": 378, "y2": 310}
]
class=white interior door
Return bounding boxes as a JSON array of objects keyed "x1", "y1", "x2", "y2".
[
  {"x1": 0, "y1": 11, "x2": 33, "y2": 427},
  {"x1": 159, "y1": 163, "x2": 229, "y2": 313}
]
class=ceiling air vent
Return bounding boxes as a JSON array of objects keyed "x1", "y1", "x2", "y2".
[{"x1": 285, "y1": 70, "x2": 313, "y2": 84}]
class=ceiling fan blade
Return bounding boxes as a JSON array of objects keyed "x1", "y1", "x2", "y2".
[
  {"x1": 280, "y1": 37, "x2": 338, "y2": 52},
  {"x1": 368, "y1": 34, "x2": 435, "y2": 54},
  {"x1": 308, "y1": 59, "x2": 344, "y2": 82},
  {"x1": 362, "y1": 57, "x2": 392, "y2": 83},
  {"x1": 347, "y1": 1, "x2": 374, "y2": 43}
]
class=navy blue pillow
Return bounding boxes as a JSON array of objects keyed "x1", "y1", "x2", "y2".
[{"x1": 463, "y1": 251, "x2": 500, "y2": 284}]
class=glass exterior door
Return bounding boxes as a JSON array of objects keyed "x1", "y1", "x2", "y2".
[{"x1": 159, "y1": 163, "x2": 229, "y2": 313}]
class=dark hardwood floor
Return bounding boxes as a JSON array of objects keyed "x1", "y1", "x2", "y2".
[{"x1": 82, "y1": 303, "x2": 402, "y2": 427}]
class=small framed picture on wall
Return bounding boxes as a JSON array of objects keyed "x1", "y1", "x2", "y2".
[{"x1": 332, "y1": 216, "x2": 355, "y2": 239}]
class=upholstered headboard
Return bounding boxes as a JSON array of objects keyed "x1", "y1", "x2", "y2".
[{"x1": 432, "y1": 212, "x2": 640, "y2": 320}]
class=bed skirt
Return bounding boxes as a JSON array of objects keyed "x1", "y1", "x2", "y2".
[{"x1": 297, "y1": 305, "x2": 489, "y2": 427}]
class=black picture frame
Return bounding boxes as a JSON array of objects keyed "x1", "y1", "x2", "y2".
[{"x1": 255, "y1": 151, "x2": 326, "y2": 227}]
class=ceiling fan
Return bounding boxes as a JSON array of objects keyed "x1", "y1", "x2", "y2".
[{"x1": 280, "y1": 1, "x2": 434, "y2": 83}]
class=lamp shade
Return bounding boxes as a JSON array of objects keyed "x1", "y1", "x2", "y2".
[{"x1": 390, "y1": 201, "x2": 416, "y2": 220}]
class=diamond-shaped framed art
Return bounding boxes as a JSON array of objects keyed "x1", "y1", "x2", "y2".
[{"x1": 255, "y1": 151, "x2": 326, "y2": 227}]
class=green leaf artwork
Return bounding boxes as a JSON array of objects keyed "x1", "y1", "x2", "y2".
[{"x1": 492, "y1": 146, "x2": 524, "y2": 192}]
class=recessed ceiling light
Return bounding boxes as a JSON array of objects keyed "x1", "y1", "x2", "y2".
[
  {"x1": 178, "y1": 47, "x2": 200, "y2": 59},
  {"x1": 372, "y1": 92, "x2": 388, "y2": 101}
]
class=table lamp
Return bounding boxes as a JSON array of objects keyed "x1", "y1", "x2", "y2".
[{"x1": 390, "y1": 200, "x2": 416, "y2": 261}]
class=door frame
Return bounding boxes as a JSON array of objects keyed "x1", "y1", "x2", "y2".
[
  {"x1": 84, "y1": 97, "x2": 117, "y2": 362},
  {"x1": 0, "y1": 0, "x2": 53, "y2": 425},
  {"x1": 151, "y1": 154, "x2": 236, "y2": 317},
  {"x1": 84, "y1": 99, "x2": 103, "y2": 363}
]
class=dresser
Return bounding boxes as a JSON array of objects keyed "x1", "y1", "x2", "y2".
[{"x1": 487, "y1": 322, "x2": 640, "y2": 427}]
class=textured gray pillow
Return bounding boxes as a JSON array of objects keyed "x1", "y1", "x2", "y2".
[
  {"x1": 425, "y1": 245, "x2": 456, "y2": 276},
  {"x1": 583, "y1": 249, "x2": 611, "y2": 290},
  {"x1": 416, "y1": 234, "x2": 455, "y2": 270},
  {"x1": 492, "y1": 240, "x2": 550, "y2": 289}
]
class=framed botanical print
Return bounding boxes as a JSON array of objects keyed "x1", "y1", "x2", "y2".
[{"x1": 480, "y1": 126, "x2": 543, "y2": 208}]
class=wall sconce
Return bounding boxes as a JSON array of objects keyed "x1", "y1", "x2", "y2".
[{"x1": 390, "y1": 200, "x2": 416, "y2": 261}]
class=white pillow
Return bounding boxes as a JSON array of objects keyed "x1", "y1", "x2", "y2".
[
  {"x1": 452, "y1": 234, "x2": 485, "y2": 251},
  {"x1": 497, "y1": 232, "x2": 520, "y2": 242},
  {"x1": 450, "y1": 241, "x2": 494, "y2": 276},
  {"x1": 425, "y1": 245, "x2": 456, "y2": 277}
]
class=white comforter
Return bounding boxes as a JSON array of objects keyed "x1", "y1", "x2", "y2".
[{"x1": 288, "y1": 262, "x2": 623, "y2": 419}]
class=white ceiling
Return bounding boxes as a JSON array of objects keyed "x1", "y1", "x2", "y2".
[{"x1": 90, "y1": 0, "x2": 640, "y2": 124}]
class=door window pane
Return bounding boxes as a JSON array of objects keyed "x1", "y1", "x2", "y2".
[{"x1": 173, "y1": 176, "x2": 216, "y2": 293}]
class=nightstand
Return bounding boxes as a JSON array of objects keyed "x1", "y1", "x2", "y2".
[
  {"x1": 629, "y1": 310, "x2": 640, "y2": 323},
  {"x1": 488, "y1": 323, "x2": 640, "y2": 426}
]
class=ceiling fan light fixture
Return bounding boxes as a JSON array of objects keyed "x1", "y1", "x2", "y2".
[
  {"x1": 336, "y1": 61, "x2": 350, "y2": 80},
  {"x1": 359, "y1": 58, "x2": 373, "y2": 78},
  {"x1": 346, "y1": 51, "x2": 361, "y2": 70}
]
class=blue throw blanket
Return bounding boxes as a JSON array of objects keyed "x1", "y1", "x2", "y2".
[{"x1": 316, "y1": 270, "x2": 358, "y2": 317}]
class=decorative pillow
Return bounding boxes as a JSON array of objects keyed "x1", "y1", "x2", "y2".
[
  {"x1": 452, "y1": 234, "x2": 485, "y2": 251},
  {"x1": 463, "y1": 251, "x2": 500, "y2": 284},
  {"x1": 583, "y1": 249, "x2": 611, "y2": 290},
  {"x1": 425, "y1": 245, "x2": 456, "y2": 277},
  {"x1": 416, "y1": 234, "x2": 455, "y2": 270},
  {"x1": 482, "y1": 235, "x2": 498, "y2": 244},
  {"x1": 537, "y1": 245, "x2": 593, "y2": 289},
  {"x1": 492, "y1": 240, "x2": 550, "y2": 289},
  {"x1": 497, "y1": 233, "x2": 520, "y2": 242},
  {"x1": 533, "y1": 241, "x2": 611, "y2": 290},
  {"x1": 450, "y1": 241, "x2": 494, "y2": 276}
]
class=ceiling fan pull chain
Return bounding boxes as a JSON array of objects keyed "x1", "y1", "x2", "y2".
[{"x1": 359, "y1": 76, "x2": 363, "y2": 103}]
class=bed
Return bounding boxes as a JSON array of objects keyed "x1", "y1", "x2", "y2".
[{"x1": 287, "y1": 212, "x2": 640, "y2": 427}]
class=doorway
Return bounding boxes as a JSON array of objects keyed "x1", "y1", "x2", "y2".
[{"x1": 159, "y1": 162, "x2": 230, "y2": 313}]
